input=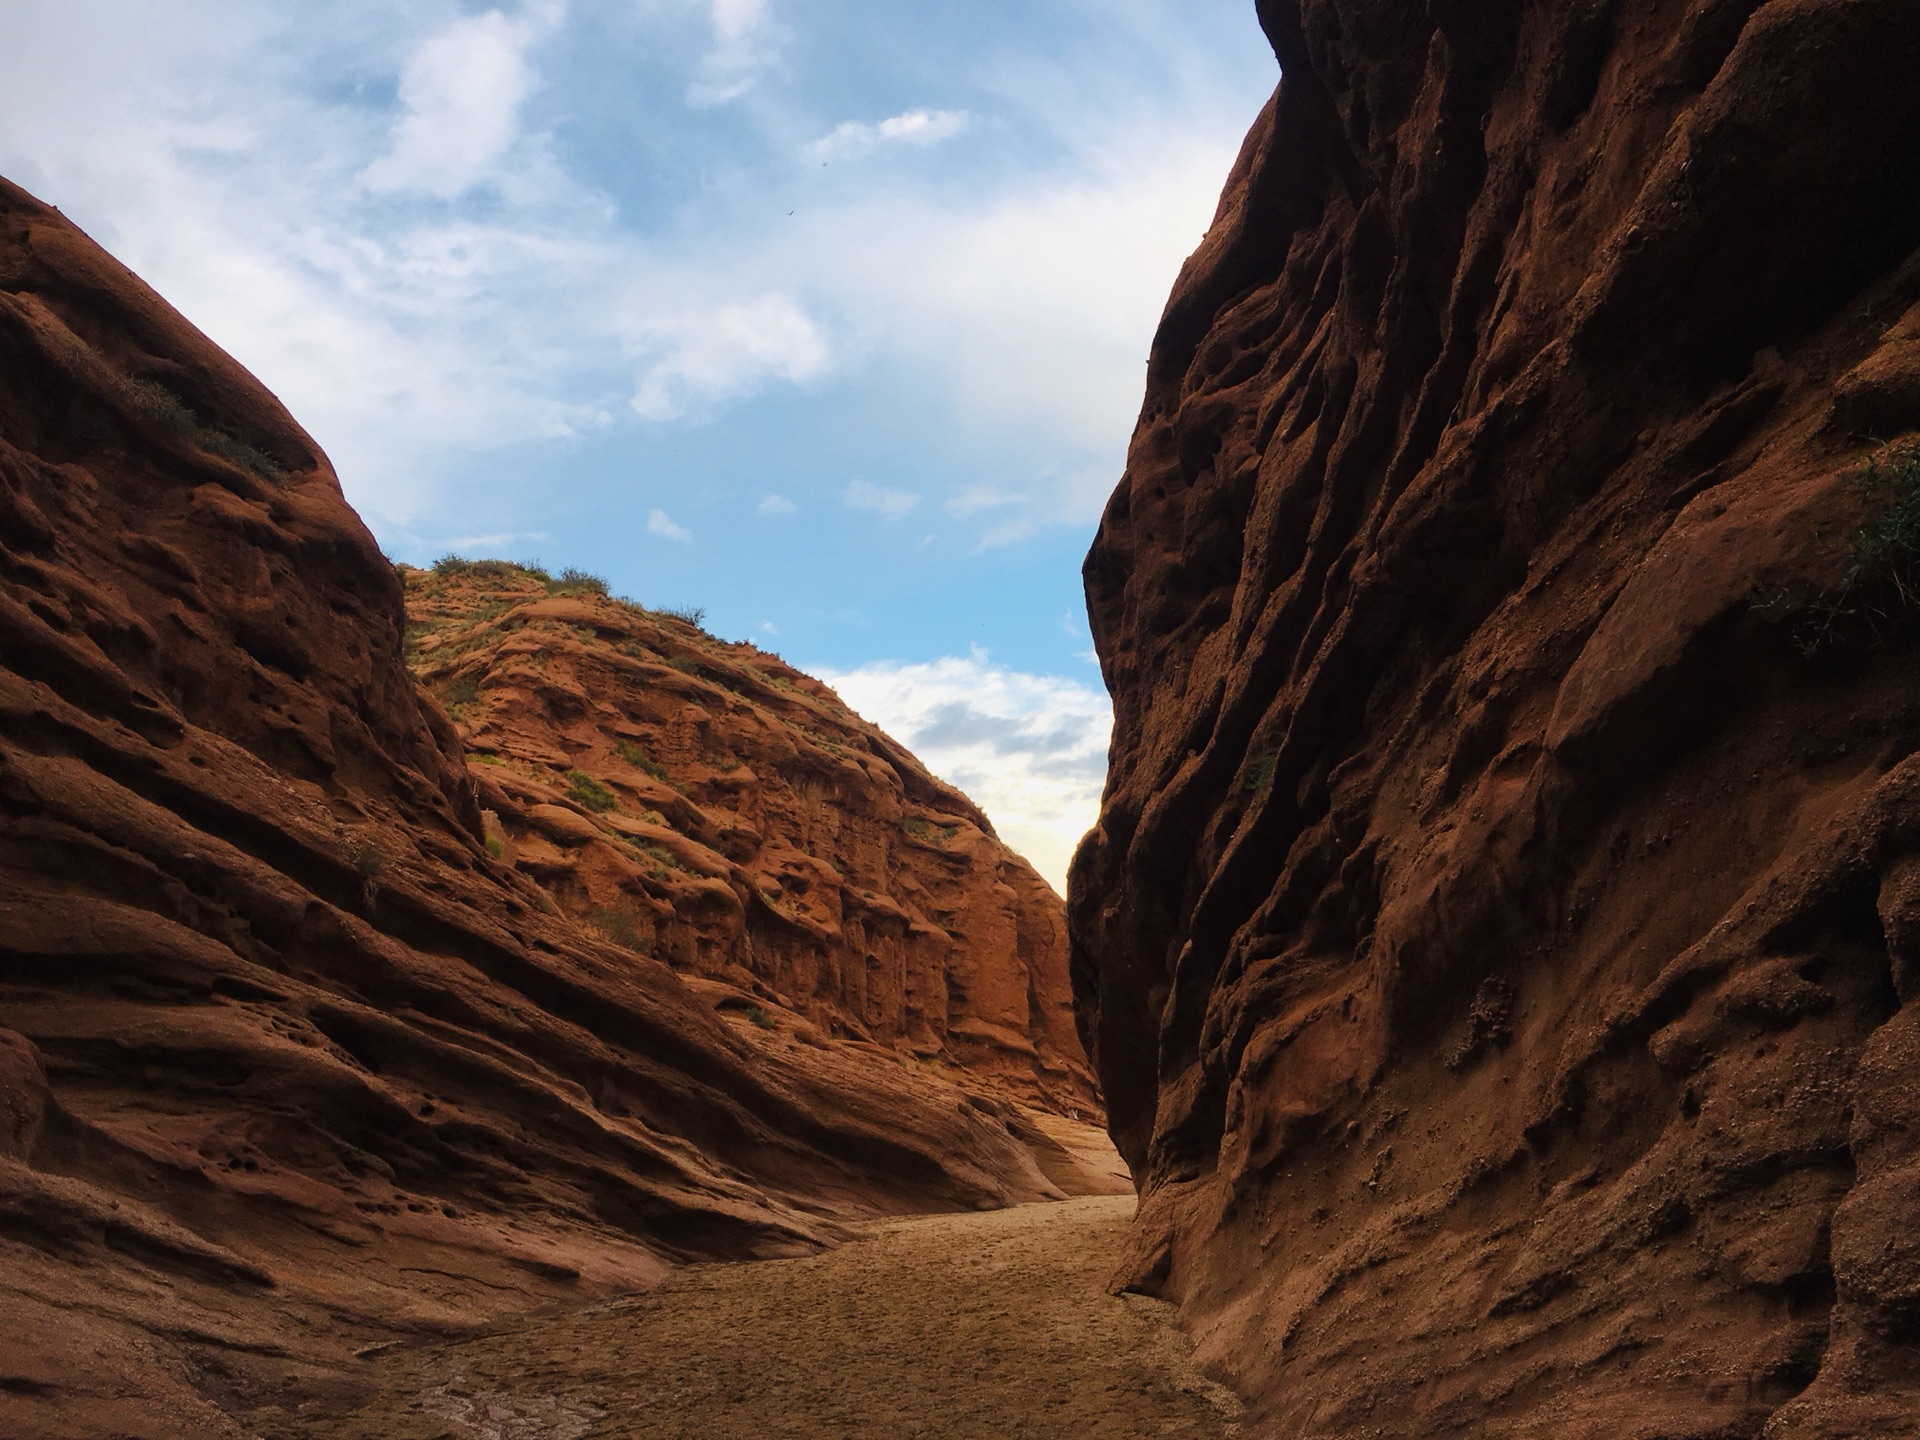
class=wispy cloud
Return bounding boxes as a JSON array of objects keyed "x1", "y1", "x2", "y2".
[
  {"x1": 443, "y1": 530, "x2": 547, "y2": 551},
  {"x1": 803, "y1": 107, "x2": 968, "y2": 163},
  {"x1": 648, "y1": 507, "x2": 692, "y2": 542},
  {"x1": 363, "y1": 11, "x2": 544, "y2": 198},
  {"x1": 815, "y1": 650, "x2": 1111, "y2": 894},
  {"x1": 629, "y1": 294, "x2": 829, "y2": 421},
  {"x1": 843, "y1": 479, "x2": 920, "y2": 519},
  {"x1": 758, "y1": 493, "x2": 797, "y2": 515},
  {"x1": 688, "y1": 0, "x2": 779, "y2": 106}
]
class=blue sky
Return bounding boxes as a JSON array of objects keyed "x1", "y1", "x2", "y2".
[{"x1": 0, "y1": 0, "x2": 1278, "y2": 888}]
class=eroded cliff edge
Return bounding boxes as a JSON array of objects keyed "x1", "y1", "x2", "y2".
[
  {"x1": 1070, "y1": 2, "x2": 1920, "y2": 1435},
  {"x1": 0, "y1": 176, "x2": 1100, "y2": 1439}
]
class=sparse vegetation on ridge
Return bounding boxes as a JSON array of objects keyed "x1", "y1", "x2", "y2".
[
  {"x1": 422, "y1": 555, "x2": 713, "y2": 634},
  {"x1": 47, "y1": 329, "x2": 287, "y2": 482}
]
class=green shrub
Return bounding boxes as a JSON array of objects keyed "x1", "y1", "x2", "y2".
[
  {"x1": 566, "y1": 770, "x2": 618, "y2": 813},
  {"x1": 625, "y1": 837, "x2": 686, "y2": 872},
  {"x1": 591, "y1": 904, "x2": 651, "y2": 953},
  {"x1": 551, "y1": 567, "x2": 610, "y2": 596},
  {"x1": 1779, "y1": 443, "x2": 1920, "y2": 654},
  {"x1": 445, "y1": 674, "x2": 480, "y2": 706},
  {"x1": 615, "y1": 741, "x2": 671, "y2": 782},
  {"x1": 1243, "y1": 752, "x2": 1278, "y2": 795},
  {"x1": 903, "y1": 817, "x2": 958, "y2": 843},
  {"x1": 484, "y1": 834, "x2": 505, "y2": 859},
  {"x1": 746, "y1": 1006, "x2": 774, "y2": 1029},
  {"x1": 347, "y1": 839, "x2": 384, "y2": 879}
]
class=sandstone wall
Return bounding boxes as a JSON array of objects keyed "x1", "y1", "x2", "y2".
[
  {"x1": 404, "y1": 566, "x2": 1096, "y2": 1112},
  {"x1": 1070, "y1": 2, "x2": 1920, "y2": 1434}
]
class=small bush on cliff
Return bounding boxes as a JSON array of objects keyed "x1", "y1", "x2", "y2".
[
  {"x1": 117, "y1": 376, "x2": 284, "y2": 482},
  {"x1": 566, "y1": 770, "x2": 618, "y2": 813},
  {"x1": 616, "y1": 741, "x2": 671, "y2": 782},
  {"x1": 658, "y1": 604, "x2": 708, "y2": 630},
  {"x1": 1243, "y1": 752, "x2": 1278, "y2": 795},
  {"x1": 626, "y1": 838, "x2": 687, "y2": 874},
  {"x1": 1846, "y1": 444, "x2": 1920, "y2": 597},
  {"x1": 590, "y1": 904, "x2": 651, "y2": 953},
  {"x1": 1778, "y1": 442, "x2": 1920, "y2": 654}
]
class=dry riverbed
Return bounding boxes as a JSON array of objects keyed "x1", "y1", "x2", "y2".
[{"x1": 260, "y1": 1194, "x2": 1240, "y2": 1440}]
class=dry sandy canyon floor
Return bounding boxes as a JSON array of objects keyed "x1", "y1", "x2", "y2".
[{"x1": 259, "y1": 1129, "x2": 1240, "y2": 1440}]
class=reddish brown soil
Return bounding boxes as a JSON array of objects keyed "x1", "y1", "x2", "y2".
[
  {"x1": 402, "y1": 565, "x2": 1094, "y2": 1112},
  {"x1": 0, "y1": 175, "x2": 1104, "y2": 1439},
  {"x1": 1072, "y1": 2, "x2": 1920, "y2": 1435}
]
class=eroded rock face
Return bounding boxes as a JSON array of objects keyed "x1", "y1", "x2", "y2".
[
  {"x1": 1071, "y1": 2, "x2": 1920, "y2": 1434},
  {"x1": 0, "y1": 176, "x2": 1093, "y2": 1438},
  {"x1": 401, "y1": 564, "x2": 1096, "y2": 1111}
]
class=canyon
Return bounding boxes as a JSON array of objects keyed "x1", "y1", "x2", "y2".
[
  {"x1": 1070, "y1": 0, "x2": 1920, "y2": 1435},
  {"x1": 8, "y1": 0, "x2": 1920, "y2": 1432},
  {"x1": 0, "y1": 173, "x2": 1108, "y2": 1439}
]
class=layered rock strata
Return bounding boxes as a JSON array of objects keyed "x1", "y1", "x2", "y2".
[
  {"x1": 1071, "y1": 2, "x2": 1920, "y2": 1435},
  {"x1": 0, "y1": 176, "x2": 1098, "y2": 1440},
  {"x1": 401, "y1": 563, "x2": 1095, "y2": 1110}
]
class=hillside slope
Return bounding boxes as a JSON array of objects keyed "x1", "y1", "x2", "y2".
[
  {"x1": 1071, "y1": 1, "x2": 1920, "y2": 1435},
  {"x1": 0, "y1": 175, "x2": 1099, "y2": 1440},
  {"x1": 403, "y1": 561, "x2": 1096, "y2": 1111}
]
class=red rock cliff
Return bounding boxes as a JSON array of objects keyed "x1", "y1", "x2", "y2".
[
  {"x1": 402, "y1": 562, "x2": 1095, "y2": 1111},
  {"x1": 1071, "y1": 2, "x2": 1920, "y2": 1434},
  {"x1": 0, "y1": 176, "x2": 1100, "y2": 1439}
]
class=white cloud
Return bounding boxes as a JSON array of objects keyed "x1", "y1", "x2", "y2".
[
  {"x1": 843, "y1": 479, "x2": 920, "y2": 520},
  {"x1": 758, "y1": 493, "x2": 797, "y2": 515},
  {"x1": 363, "y1": 11, "x2": 541, "y2": 198},
  {"x1": 0, "y1": 0, "x2": 1267, "y2": 549},
  {"x1": 815, "y1": 651, "x2": 1111, "y2": 895},
  {"x1": 803, "y1": 108, "x2": 969, "y2": 163},
  {"x1": 648, "y1": 507, "x2": 692, "y2": 542},
  {"x1": 944, "y1": 485, "x2": 1017, "y2": 519},
  {"x1": 442, "y1": 530, "x2": 545, "y2": 551},
  {"x1": 688, "y1": 0, "x2": 778, "y2": 106},
  {"x1": 629, "y1": 294, "x2": 829, "y2": 421}
]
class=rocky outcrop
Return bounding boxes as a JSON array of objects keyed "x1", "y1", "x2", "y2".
[
  {"x1": 1071, "y1": 2, "x2": 1920, "y2": 1435},
  {"x1": 402, "y1": 562, "x2": 1095, "y2": 1111},
  {"x1": 0, "y1": 175, "x2": 1101, "y2": 1440}
]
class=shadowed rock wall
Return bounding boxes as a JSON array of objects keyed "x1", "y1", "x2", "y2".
[{"x1": 1070, "y1": 1, "x2": 1920, "y2": 1434}]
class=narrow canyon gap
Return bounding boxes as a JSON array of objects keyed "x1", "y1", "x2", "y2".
[{"x1": 1070, "y1": 0, "x2": 1920, "y2": 1435}]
